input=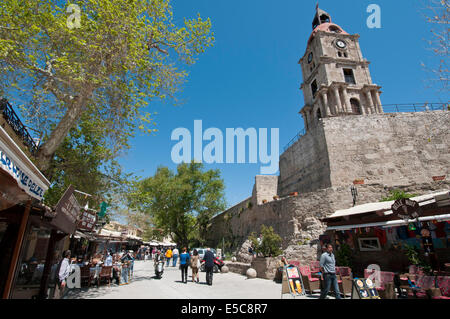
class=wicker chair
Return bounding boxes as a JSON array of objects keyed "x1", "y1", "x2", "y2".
[
  {"x1": 80, "y1": 266, "x2": 94, "y2": 288},
  {"x1": 299, "y1": 266, "x2": 321, "y2": 295},
  {"x1": 97, "y1": 266, "x2": 112, "y2": 287}
]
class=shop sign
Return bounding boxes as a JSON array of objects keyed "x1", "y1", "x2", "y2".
[
  {"x1": 432, "y1": 175, "x2": 446, "y2": 181},
  {"x1": 0, "y1": 145, "x2": 47, "y2": 200},
  {"x1": 52, "y1": 185, "x2": 81, "y2": 234},
  {"x1": 353, "y1": 179, "x2": 364, "y2": 185},
  {"x1": 391, "y1": 198, "x2": 420, "y2": 221},
  {"x1": 77, "y1": 209, "x2": 97, "y2": 231}
]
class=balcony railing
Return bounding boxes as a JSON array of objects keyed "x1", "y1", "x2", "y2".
[
  {"x1": 0, "y1": 98, "x2": 39, "y2": 155},
  {"x1": 284, "y1": 103, "x2": 449, "y2": 152}
]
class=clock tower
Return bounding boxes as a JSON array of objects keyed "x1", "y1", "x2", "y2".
[{"x1": 299, "y1": 7, "x2": 383, "y2": 131}]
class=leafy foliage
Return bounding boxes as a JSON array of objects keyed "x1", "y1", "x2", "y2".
[
  {"x1": 127, "y1": 162, "x2": 226, "y2": 248},
  {"x1": 0, "y1": 0, "x2": 214, "y2": 172},
  {"x1": 335, "y1": 243, "x2": 353, "y2": 268},
  {"x1": 380, "y1": 190, "x2": 416, "y2": 202},
  {"x1": 248, "y1": 225, "x2": 283, "y2": 258}
]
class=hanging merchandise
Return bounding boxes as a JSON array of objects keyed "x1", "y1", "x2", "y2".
[{"x1": 408, "y1": 223, "x2": 416, "y2": 231}]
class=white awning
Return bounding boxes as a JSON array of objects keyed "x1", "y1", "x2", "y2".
[
  {"x1": 98, "y1": 228, "x2": 122, "y2": 237},
  {"x1": 0, "y1": 125, "x2": 50, "y2": 201},
  {"x1": 326, "y1": 214, "x2": 450, "y2": 231},
  {"x1": 327, "y1": 190, "x2": 450, "y2": 220}
]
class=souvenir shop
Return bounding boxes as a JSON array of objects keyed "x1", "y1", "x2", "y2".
[{"x1": 322, "y1": 191, "x2": 450, "y2": 276}]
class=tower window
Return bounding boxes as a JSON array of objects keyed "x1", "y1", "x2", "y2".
[
  {"x1": 338, "y1": 51, "x2": 342, "y2": 57},
  {"x1": 344, "y1": 52, "x2": 348, "y2": 58},
  {"x1": 311, "y1": 80, "x2": 318, "y2": 98},
  {"x1": 343, "y1": 69, "x2": 356, "y2": 84},
  {"x1": 329, "y1": 25, "x2": 342, "y2": 33}
]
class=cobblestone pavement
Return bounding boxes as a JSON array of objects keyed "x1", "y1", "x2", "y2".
[{"x1": 64, "y1": 260, "x2": 330, "y2": 299}]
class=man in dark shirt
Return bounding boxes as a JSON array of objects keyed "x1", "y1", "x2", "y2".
[{"x1": 202, "y1": 248, "x2": 215, "y2": 286}]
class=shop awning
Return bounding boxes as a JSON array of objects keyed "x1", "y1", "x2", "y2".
[
  {"x1": 0, "y1": 125, "x2": 50, "y2": 202},
  {"x1": 324, "y1": 190, "x2": 450, "y2": 222},
  {"x1": 326, "y1": 213, "x2": 450, "y2": 231}
]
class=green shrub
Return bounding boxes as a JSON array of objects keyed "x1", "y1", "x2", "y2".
[{"x1": 248, "y1": 225, "x2": 283, "y2": 257}]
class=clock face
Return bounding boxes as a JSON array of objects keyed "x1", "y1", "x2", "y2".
[
  {"x1": 308, "y1": 52, "x2": 313, "y2": 63},
  {"x1": 336, "y1": 40, "x2": 347, "y2": 49}
]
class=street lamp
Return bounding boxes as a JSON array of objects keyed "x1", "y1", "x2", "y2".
[{"x1": 351, "y1": 185, "x2": 358, "y2": 207}]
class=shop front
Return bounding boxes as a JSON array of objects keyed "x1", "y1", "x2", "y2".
[
  {"x1": 0, "y1": 125, "x2": 51, "y2": 298},
  {"x1": 322, "y1": 191, "x2": 450, "y2": 276},
  {"x1": 7, "y1": 185, "x2": 82, "y2": 299}
]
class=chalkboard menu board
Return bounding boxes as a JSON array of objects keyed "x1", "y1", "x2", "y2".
[{"x1": 351, "y1": 278, "x2": 380, "y2": 299}]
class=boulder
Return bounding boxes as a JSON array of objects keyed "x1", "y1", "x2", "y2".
[
  {"x1": 246, "y1": 268, "x2": 257, "y2": 279},
  {"x1": 236, "y1": 240, "x2": 254, "y2": 263},
  {"x1": 221, "y1": 265, "x2": 229, "y2": 273}
]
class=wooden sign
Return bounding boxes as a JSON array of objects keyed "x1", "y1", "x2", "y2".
[
  {"x1": 51, "y1": 185, "x2": 81, "y2": 234},
  {"x1": 353, "y1": 179, "x2": 364, "y2": 185},
  {"x1": 77, "y1": 209, "x2": 97, "y2": 231},
  {"x1": 351, "y1": 278, "x2": 380, "y2": 299},
  {"x1": 391, "y1": 198, "x2": 420, "y2": 221},
  {"x1": 432, "y1": 175, "x2": 446, "y2": 181},
  {"x1": 281, "y1": 265, "x2": 305, "y2": 298}
]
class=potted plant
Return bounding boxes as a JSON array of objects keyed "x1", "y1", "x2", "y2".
[
  {"x1": 289, "y1": 192, "x2": 298, "y2": 196},
  {"x1": 248, "y1": 225, "x2": 283, "y2": 280},
  {"x1": 273, "y1": 195, "x2": 279, "y2": 200},
  {"x1": 262, "y1": 199, "x2": 268, "y2": 204}
]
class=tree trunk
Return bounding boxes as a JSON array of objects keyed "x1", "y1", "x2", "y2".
[{"x1": 35, "y1": 91, "x2": 92, "y2": 173}]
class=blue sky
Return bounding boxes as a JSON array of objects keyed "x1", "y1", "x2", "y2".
[{"x1": 119, "y1": 0, "x2": 449, "y2": 209}]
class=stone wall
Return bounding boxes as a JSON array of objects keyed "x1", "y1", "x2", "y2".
[
  {"x1": 324, "y1": 111, "x2": 450, "y2": 188},
  {"x1": 278, "y1": 111, "x2": 450, "y2": 196},
  {"x1": 278, "y1": 123, "x2": 331, "y2": 197}
]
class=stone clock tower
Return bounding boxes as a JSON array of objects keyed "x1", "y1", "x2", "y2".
[{"x1": 299, "y1": 7, "x2": 383, "y2": 131}]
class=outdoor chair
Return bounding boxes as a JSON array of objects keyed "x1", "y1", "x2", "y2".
[
  {"x1": 97, "y1": 266, "x2": 112, "y2": 287},
  {"x1": 431, "y1": 276, "x2": 450, "y2": 299},
  {"x1": 299, "y1": 266, "x2": 321, "y2": 295},
  {"x1": 80, "y1": 266, "x2": 94, "y2": 288},
  {"x1": 287, "y1": 260, "x2": 301, "y2": 268},
  {"x1": 336, "y1": 267, "x2": 352, "y2": 297},
  {"x1": 406, "y1": 275, "x2": 435, "y2": 299},
  {"x1": 364, "y1": 270, "x2": 396, "y2": 299},
  {"x1": 310, "y1": 260, "x2": 320, "y2": 273}
]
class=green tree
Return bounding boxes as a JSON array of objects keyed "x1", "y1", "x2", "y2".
[
  {"x1": 127, "y1": 162, "x2": 226, "y2": 248},
  {"x1": 0, "y1": 0, "x2": 214, "y2": 173}
]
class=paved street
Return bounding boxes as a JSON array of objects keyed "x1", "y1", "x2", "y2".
[{"x1": 65, "y1": 260, "x2": 290, "y2": 299}]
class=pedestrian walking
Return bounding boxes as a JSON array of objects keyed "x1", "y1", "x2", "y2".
[
  {"x1": 203, "y1": 248, "x2": 215, "y2": 286},
  {"x1": 165, "y1": 247, "x2": 173, "y2": 267},
  {"x1": 190, "y1": 249, "x2": 200, "y2": 283},
  {"x1": 144, "y1": 250, "x2": 149, "y2": 262},
  {"x1": 319, "y1": 244, "x2": 342, "y2": 299},
  {"x1": 55, "y1": 250, "x2": 72, "y2": 299},
  {"x1": 104, "y1": 251, "x2": 113, "y2": 266},
  {"x1": 179, "y1": 247, "x2": 190, "y2": 284},
  {"x1": 172, "y1": 247, "x2": 179, "y2": 267}
]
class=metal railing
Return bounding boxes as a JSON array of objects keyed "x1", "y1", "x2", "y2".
[
  {"x1": 283, "y1": 128, "x2": 306, "y2": 152},
  {"x1": 283, "y1": 102, "x2": 449, "y2": 152},
  {"x1": 0, "y1": 98, "x2": 39, "y2": 155}
]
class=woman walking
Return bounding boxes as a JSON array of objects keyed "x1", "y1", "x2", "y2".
[
  {"x1": 179, "y1": 247, "x2": 190, "y2": 284},
  {"x1": 190, "y1": 249, "x2": 200, "y2": 283}
]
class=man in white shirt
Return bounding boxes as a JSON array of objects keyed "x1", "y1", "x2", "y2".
[
  {"x1": 56, "y1": 250, "x2": 72, "y2": 299},
  {"x1": 104, "y1": 251, "x2": 113, "y2": 266}
]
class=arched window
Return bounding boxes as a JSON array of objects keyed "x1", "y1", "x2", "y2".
[
  {"x1": 350, "y1": 98, "x2": 361, "y2": 115},
  {"x1": 317, "y1": 107, "x2": 322, "y2": 120}
]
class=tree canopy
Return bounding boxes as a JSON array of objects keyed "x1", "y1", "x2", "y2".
[
  {"x1": 0, "y1": 0, "x2": 214, "y2": 173},
  {"x1": 127, "y1": 162, "x2": 226, "y2": 248}
]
